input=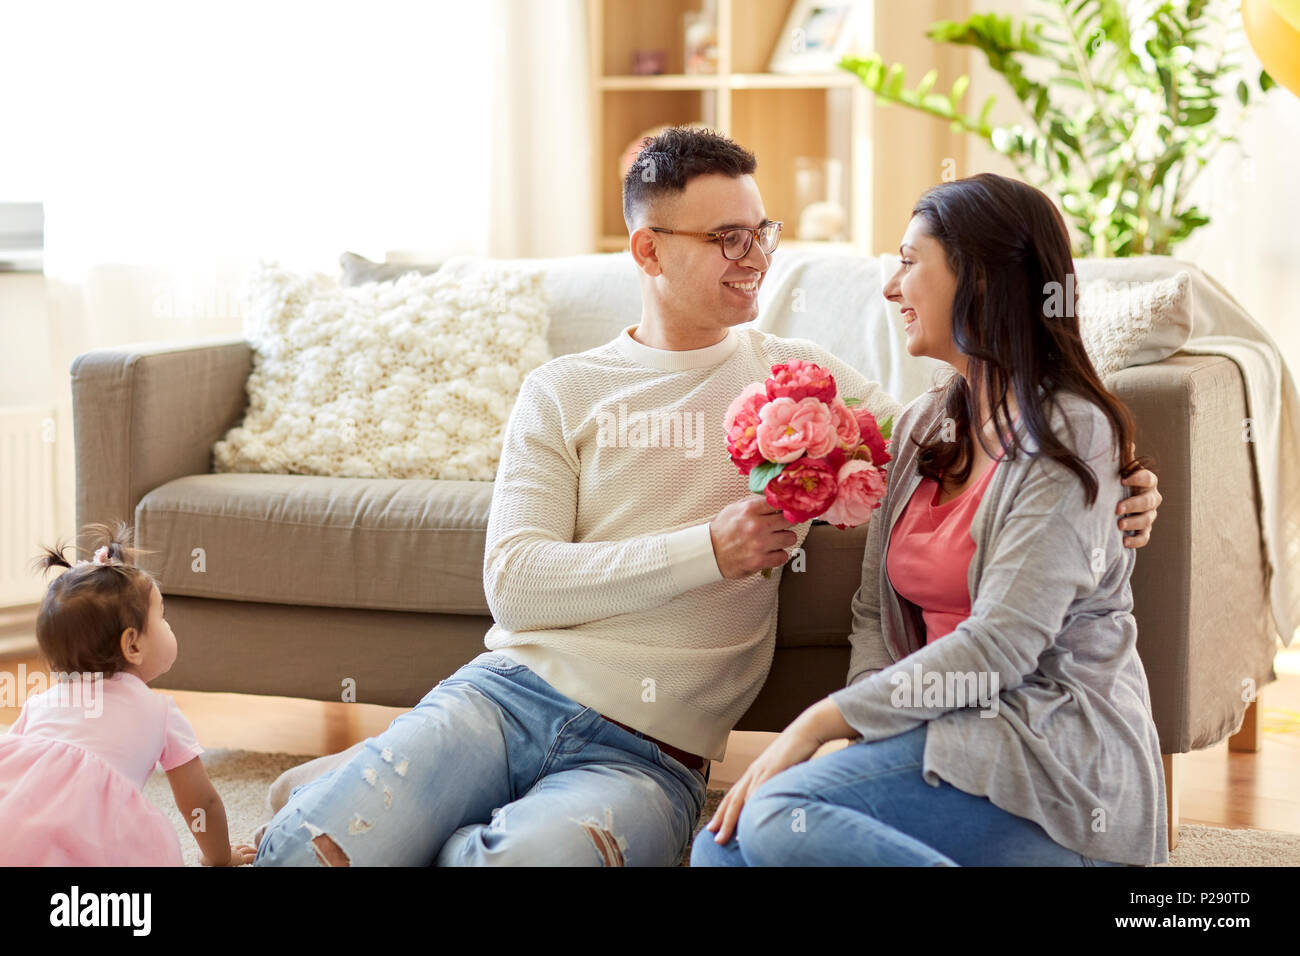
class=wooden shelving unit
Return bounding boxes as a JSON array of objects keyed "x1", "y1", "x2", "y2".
[{"x1": 588, "y1": 0, "x2": 873, "y2": 254}]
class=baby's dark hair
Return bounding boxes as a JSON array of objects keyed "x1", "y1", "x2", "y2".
[{"x1": 30, "y1": 521, "x2": 159, "y2": 676}]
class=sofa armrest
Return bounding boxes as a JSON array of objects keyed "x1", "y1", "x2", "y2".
[
  {"x1": 1106, "y1": 352, "x2": 1277, "y2": 752},
  {"x1": 71, "y1": 336, "x2": 253, "y2": 553}
]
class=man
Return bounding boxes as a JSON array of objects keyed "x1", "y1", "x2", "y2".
[{"x1": 254, "y1": 127, "x2": 1161, "y2": 866}]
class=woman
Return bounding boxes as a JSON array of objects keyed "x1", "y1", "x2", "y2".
[{"x1": 691, "y1": 172, "x2": 1169, "y2": 867}]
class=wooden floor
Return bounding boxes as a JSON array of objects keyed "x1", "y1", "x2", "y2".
[{"x1": 4, "y1": 642, "x2": 1299, "y2": 834}]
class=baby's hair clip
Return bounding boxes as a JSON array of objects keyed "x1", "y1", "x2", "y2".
[{"x1": 75, "y1": 546, "x2": 112, "y2": 568}]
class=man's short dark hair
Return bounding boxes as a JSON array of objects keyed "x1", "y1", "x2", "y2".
[{"x1": 622, "y1": 126, "x2": 758, "y2": 231}]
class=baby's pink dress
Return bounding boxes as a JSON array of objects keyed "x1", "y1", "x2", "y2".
[{"x1": 0, "y1": 671, "x2": 203, "y2": 865}]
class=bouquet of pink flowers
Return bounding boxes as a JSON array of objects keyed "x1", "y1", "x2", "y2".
[{"x1": 724, "y1": 360, "x2": 892, "y2": 557}]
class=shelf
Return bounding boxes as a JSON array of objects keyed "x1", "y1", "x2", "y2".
[
  {"x1": 599, "y1": 74, "x2": 724, "y2": 91},
  {"x1": 727, "y1": 72, "x2": 858, "y2": 89},
  {"x1": 599, "y1": 72, "x2": 858, "y2": 91},
  {"x1": 590, "y1": 0, "x2": 875, "y2": 251}
]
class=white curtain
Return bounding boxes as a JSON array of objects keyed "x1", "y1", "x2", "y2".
[
  {"x1": 488, "y1": 0, "x2": 593, "y2": 258},
  {"x1": 0, "y1": 0, "x2": 591, "y2": 579}
]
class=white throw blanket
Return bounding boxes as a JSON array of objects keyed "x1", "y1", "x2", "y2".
[{"x1": 1178, "y1": 347, "x2": 1300, "y2": 649}]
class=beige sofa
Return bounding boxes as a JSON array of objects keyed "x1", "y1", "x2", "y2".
[{"x1": 71, "y1": 251, "x2": 1282, "y2": 847}]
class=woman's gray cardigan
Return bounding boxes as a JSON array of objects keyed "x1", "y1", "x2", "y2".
[{"x1": 828, "y1": 383, "x2": 1169, "y2": 865}]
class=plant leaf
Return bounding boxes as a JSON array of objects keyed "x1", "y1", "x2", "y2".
[
  {"x1": 885, "y1": 62, "x2": 906, "y2": 98},
  {"x1": 748, "y1": 459, "x2": 785, "y2": 494},
  {"x1": 844, "y1": 0, "x2": 1233, "y2": 257},
  {"x1": 917, "y1": 68, "x2": 938, "y2": 98},
  {"x1": 950, "y1": 74, "x2": 970, "y2": 109}
]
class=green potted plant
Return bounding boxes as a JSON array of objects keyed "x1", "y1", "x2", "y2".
[{"x1": 841, "y1": 0, "x2": 1277, "y2": 256}]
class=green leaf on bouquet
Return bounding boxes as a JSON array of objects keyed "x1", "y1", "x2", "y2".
[
  {"x1": 842, "y1": 396, "x2": 862, "y2": 406},
  {"x1": 748, "y1": 459, "x2": 785, "y2": 494},
  {"x1": 879, "y1": 415, "x2": 893, "y2": 440}
]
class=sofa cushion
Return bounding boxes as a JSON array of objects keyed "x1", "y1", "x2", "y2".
[
  {"x1": 134, "y1": 470, "x2": 874, "y2": 645},
  {"x1": 211, "y1": 260, "x2": 552, "y2": 482},
  {"x1": 1078, "y1": 271, "x2": 1192, "y2": 376},
  {"x1": 135, "y1": 473, "x2": 494, "y2": 614}
]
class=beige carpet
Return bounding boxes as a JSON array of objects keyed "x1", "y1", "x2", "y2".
[{"x1": 132, "y1": 747, "x2": 1300, "y2": 867}]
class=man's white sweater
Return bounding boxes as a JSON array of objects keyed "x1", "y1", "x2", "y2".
[{"x1": 483, "y1": 323, "x2": 904, "y2": 761}]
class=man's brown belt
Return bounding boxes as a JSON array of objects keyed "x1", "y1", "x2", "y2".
[{"x1": 601, "y1": 715, "x2": 707, "y2": 771}]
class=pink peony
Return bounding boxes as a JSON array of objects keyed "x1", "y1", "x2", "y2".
[
  {"x1": 727, "y1": 435, "x2": 764, "y2": 476},
  {"x1": 853, "y1": 407, "x2": 892, "y2": 466},
  {"x1": 823, "y1": 444, "x2": 847, "y2": 473},
  {"x1": 724, "y1": 382, "x2": 767, "y2": 431},
  {"x1": 724, "y1": 383, "x2": 768, "y2": 474},
  {"x1": 728, "y1": 434, "x2": 764, "y2": 478},
  {"x1": 756, "y1": 396, "x2": 838, "y2": 463},
  {"x1": 765, "y1": 360, "x2": 837, "y2": 404},
  {"x1": 820, "y1": 460, "x2": 887, "y2": 529},
  {"x1": 828, "y1": 396, "x2": 862, "y2": 450},
  {"x1": 764, "y1": 457, "x2": 838, "y2": 524}
]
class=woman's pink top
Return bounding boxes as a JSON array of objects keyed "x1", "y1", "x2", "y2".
[{"x1": 887, "y1": 450, "x2": 1006, "y2": 645}]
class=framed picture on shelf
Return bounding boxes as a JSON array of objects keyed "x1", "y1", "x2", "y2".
[{"x1": 767, "y1": 0, "x2": 868, "y2": 74}]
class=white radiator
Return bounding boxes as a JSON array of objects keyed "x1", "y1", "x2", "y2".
[{"x1": 0, "y1": 407, "x2": 59, "y2": 607}]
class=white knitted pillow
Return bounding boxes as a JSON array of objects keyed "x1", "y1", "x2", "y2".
[
  {"x1": 1077, "y1": 271, "x2": 1192, "y2": 378},
  {"x1": 212, "y1": 260, "x2": 551, "y2": 480}
]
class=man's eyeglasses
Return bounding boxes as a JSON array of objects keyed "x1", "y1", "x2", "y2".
[{"x1": 648, "y1": 220, "x2": 783, "y2": 260}]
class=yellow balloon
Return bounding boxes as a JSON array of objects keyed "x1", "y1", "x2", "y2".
[
  {"x1": 1268, "y1": 0, "x2": 1300, "y2": 33},
  {"x1": 1243, "y1": 0, "x2": 1300, "y2": 99}
]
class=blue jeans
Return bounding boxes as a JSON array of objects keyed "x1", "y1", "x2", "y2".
[
  {"x1": 691, "y1": 724, "x2": 1128, "y2": 867},
  {"x1": 255, "y1": 652, "x2": 708, "y2": 866}
]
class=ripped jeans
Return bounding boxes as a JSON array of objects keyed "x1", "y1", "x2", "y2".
[{"x1": 254, "y1": 652, "x2": 708, "y2": 866}]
